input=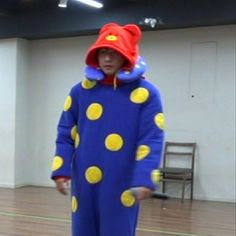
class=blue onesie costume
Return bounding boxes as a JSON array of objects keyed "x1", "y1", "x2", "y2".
[{"x1": 51, "y1": 23, "x2": 165, "y2": 236}]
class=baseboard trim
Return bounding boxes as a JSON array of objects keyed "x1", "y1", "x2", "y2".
[{"x1": 0, "y1": 184, "x2": 235, "y2": 203}]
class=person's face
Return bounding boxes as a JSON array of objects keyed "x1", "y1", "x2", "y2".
[{"x1": 98, "y1": 48, "x2": 126, "y2": 75}]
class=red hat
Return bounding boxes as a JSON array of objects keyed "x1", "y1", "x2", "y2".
[{"x1": 85, "y1": 23, "x2": 142, "y2": 69}]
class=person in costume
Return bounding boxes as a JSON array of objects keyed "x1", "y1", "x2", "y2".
[{"x1": 51, "y1": 22, "x2": 165, "y2": 236}]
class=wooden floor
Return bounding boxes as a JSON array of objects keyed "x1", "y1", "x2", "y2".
[{"x1": 0, "y1": 186, "x2": 235, "y2": 236}]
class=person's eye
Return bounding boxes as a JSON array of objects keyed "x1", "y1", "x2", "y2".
[
  {"x1": 99, "y1": 50, "x2": 107, "y2": 55},
  {"x1": 111, "y1": 52, "x2": 119, "y2": 57}
]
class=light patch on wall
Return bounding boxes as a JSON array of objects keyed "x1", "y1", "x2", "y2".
[{"x1": 189, "y1": 42, "x2": 217, "y2": 103}]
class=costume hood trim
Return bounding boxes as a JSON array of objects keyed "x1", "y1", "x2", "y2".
[{"x1": 85, "y1": 56, "x2": 146, "y2": 83}]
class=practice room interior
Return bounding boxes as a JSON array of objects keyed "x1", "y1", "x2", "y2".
[{"x1": 0, "y1": 0, "x2": 235, "y2": 232}]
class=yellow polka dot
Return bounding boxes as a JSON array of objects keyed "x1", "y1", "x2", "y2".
[
  {"x1": 86, "y1": 103, "x2": 103, "y2": 120},
  {"x1": 74, "y1": 133, "x2": 80, "y2": 148},
  {"x1": 72, "y1": 196, "x2": 78, "y2": 213},
  {"x1": 82, "y1": 79, "x2": 97, "y2": 89},
  {"x1": 151, "y1": 169, "x2": 162, "y2": 183},
  {"x1": 63, "y1": 96, "x2": 72, "y2": 111},
  {"x1": 105, "y1": 133, "x2": 124, "y2": 151},
  {"x1": 154, "y1": 113, "x2": 165, "y2": 130},
  {"x1": 136, "y1": 145, "x2": 151, "y2": 161},
  {"x1": 71, "y1": 125, "x2": 77, "y2": 140},
  {"x1": 130, "y1": 87, "x2": 149, "y2": 104},
  {"x1": 121, "y1": 190, "x2": 136, "y2": 207},
  {"x1": 85, "y1": 166, "x2": 103, "y2": 184},
  {"x1": 106, "y1": 35, "x2": 118, "y2": 41},
  {"x1": 52, "y1": 156, "x2": 63, "y2": 171}
]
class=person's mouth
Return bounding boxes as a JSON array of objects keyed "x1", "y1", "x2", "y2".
[{"x1": 103, "y1": 65, "x2": 113, "y2": 70}]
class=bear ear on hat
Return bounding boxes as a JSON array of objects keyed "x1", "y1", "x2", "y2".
[{"x1": 123, "y1": 24, "x2": 142, "y2": 45}]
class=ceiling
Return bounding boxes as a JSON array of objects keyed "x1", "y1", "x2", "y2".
[{"x1": 0, "y1": 0, "x2": 235, "y2": 40}]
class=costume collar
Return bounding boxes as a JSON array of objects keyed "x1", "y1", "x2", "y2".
[{"x1": 84, "y1": 56, "x2": 146, "y2": 83}]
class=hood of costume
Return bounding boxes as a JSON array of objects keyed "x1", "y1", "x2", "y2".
[{"x1": 84, "y1": 23, "x2": 146, "y2": 83}]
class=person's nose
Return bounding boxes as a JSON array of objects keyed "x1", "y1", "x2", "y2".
[{"x1": 104, "y1": 53, "x2": 112, "y2": 61}]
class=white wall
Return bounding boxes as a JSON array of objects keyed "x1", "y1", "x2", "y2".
[
  {"x1": 15, "y1": 39, "x2": 31, "y2": 186},
  {"x1": 0, "y1": 39, "x2": 30, "y2": 187},
  {"x1": 142, "y1": 26, "x2": 236, "y2": 202},
  {"x1": 0, "y1": 39, "x2": 17, "y2": 187},
  {"x1": 0, "y1": 25, "x2": 235, "y2": 202}
]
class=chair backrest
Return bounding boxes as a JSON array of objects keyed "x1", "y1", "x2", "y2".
[{"x1": 162, "y1": 142, "x2": 197, "y2": 170}]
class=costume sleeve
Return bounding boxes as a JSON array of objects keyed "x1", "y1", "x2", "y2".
[
  {"x1": 51, "y1": 86, "x2": 79, "y2": 180},
  {"x1": 131, "y1": 86, "x2": 165, "y2": 190}
]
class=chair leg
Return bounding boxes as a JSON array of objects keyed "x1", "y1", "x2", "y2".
[
  {"x1": 162, "y1": 181, "x2": 166, "y2": 193},
  {"x1": 190, "y1": 181, "x2": 193, "y2": 200},
  {"x1": 181, "y1": 181, "x2": 185, "y2": 203}
]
